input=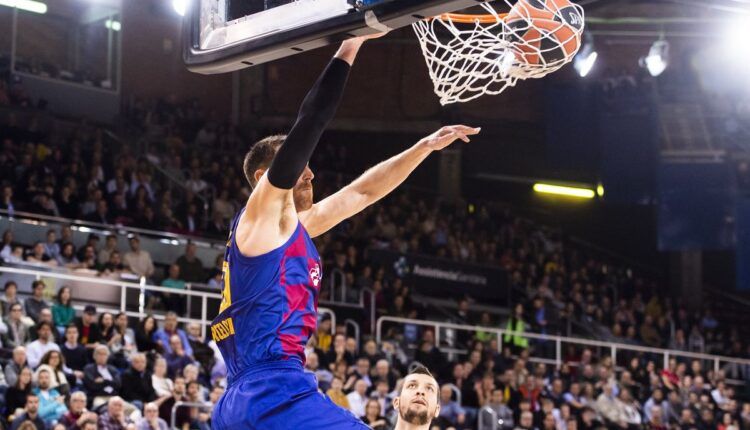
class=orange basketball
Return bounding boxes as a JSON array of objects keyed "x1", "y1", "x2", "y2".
[{"x1": 504, "y1": 0, "x2": 583, "y2": 66}]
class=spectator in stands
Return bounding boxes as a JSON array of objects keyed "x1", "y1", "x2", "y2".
[
  {"x1": 26, "y1": 322, "x2": 60, "y2": 369},
  {"x1": 316, "y1": 314, "x2": 332, "y2": 353},
  {"x1": 361, "y1": 398, "x2": 388, "y2": 430},
  {"x1": 643, "y1": 388, "x2": 667, "y2": 423},
  {"x1": 175, "y1": 242, "x2": 206, "y2": 283},
  {"x1": 34, "y1": 350, "x2": 70, "y2": 395},
  {"x1": 59, "y1": 391, "x2": 99, "y2": 430},
  {"x1": 31, "y1": 308, "x2": 63, "y2": 344},
  {"x1": 102, "y1": 250, "x2": 127, "y2": 275},
  {"x1": 165, "y1": 334, "x2": 193, "y2": 379},
  {"x1": 86, "y1": 200, "x2": 112, "y2": 224},
  {"x1": 52, "y1": 286, "x2": 75, "y2": 331},
  {"x1": 0, "y1": 185, "x2": 16, "y2": 218},
  {"x1": 61, "y1": 324, "x2": 88, "y2": 376},
  {"x1": 647, "y1": 405, "x2": 667, "y2": 430},
  {"x1": 158, "y1": 376, "x2": 189, "y2": 426},
  {"x1": 110, "y1": 312, "x2": 136, "y2": 365},
  {"x1": 98, "y1": 396, "x2": 134, "y2": 430},
  {"x1": 135, "y1": 315, "x2": 159, "y2": 353},
  {"x1": 373, "y1": 358, "x2": 397, "y2": 392},
  {"x1": 42, "y1": 229, "x2": 60, "y2": 262},
  {"x1": 516, "y1": 410, "x2": 535, "y2": 430},
  {"x1": 98, "y1": 312, "x2": 116, "y2": 349},
  {"x1": 98, "y1": 234, "x2": 119, "y2": 266},
  {"x1": 438, "y1": 384, "x2": 466, "y2": 428},
  {"x1": 505, "y1": 303, "x2": 529, "y2": 354},
  {"x1": 595, "y1": 383, "x2": 626, "y2": 428},
  {"x1": 84, "y1": 345, "x2": 122, "y2": 408},
  {"x1": 25, "y1": 281, "x2": 49, "y2": 323},
  {"x1": 4, "y1": 346, "x2": 27, "y2": 387},
  {"x1": 1, "y1": 281, "x2": 23, "y2": 316},
  {"x1": 350, "y1": 357, "x2": 373, "y2": 389},
  {"x1": 56, "y1": 242, "x2": 81, "y2": 268},
  {"x1": 151, "y1": 357, "x2": 173, "y2": 400},
  {"x1": 153, "y1": 311, "x2": 193, "y2": 357},
  {"x1": 486, "y1": 388, "x2": 515, "y2": 430},
  {"x1": 26, "y1": 242, "x2": 58, "y2": 267},
  {"x1": 123, "y1": 236, "x2": 154, "y2": 280},
  {"x1": 136, "y1": 402, "x2": 168, "y2": 430},
  {"x1": 121, "y1": 353, "x2": 156, "y2": 410},
  {"x1": 185, "y1": 322, "x2": 215, "y2": 380},
  {"x1": 326, "y1": 376, "x2": 350, "y2": 410},
  {"x1": 1, "y1": 229, "x2": 14, "y2": 262},
  {"x1": 160, "y1": 264, "x2": 185, "y2": 312},
  {"x1": 75, "y1": 305, "x2": 101, "y2": 350},
  {"x1": 5, "y1": 367, "x2": 33, "y2": 422},
  {"x1": 3, "y1": 303, "x2": 30, "y2": 349},
  {"x1": 9, "y1": 393, "x2": 46, "y2": 430},
  {"x1": 415, "y1": 331, "x2": 442, "y2": 375},
  {"x1": 346, "y1": 378, "x2": 369, "y2": 418},
  {"x1": 33, "y1": 368, "x2": 68, "y2": 424}
]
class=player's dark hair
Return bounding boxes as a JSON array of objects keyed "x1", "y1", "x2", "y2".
[{"x1": 243, "y1": 135, "x2": 286, "y2": 190}]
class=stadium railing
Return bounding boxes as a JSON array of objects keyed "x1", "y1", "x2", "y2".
[
  {"x1": 0, "y1": 266, "x2": 337, "y2": 339},
  {"x1": 375, "y1": 316, "x2": 750, "y2": 385}
]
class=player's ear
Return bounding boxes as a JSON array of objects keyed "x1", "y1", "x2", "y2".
[
  {"x1": 434, "y1": 402, "x2": 441, "y2": 418},
  {"x1": 254, "y1": 169, "x2": 266, "y2": 184},
  {"x1": 392, "y1": 396, "x2": 399, "y2": 410}
]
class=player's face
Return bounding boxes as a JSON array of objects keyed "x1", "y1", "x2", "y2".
[
  {"x1": 394, "y1": 374, "x2": 440, "y2": 426},
  {"x1": 292, "y1": 165, "x2": 314, "y2": 211}
]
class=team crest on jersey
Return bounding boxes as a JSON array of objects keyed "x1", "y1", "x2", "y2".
[{"x1": 309, "y1": 264, "x2": 321, "y2": 287}]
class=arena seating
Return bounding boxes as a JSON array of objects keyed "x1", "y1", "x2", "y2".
[{"x1": 1, "y1": 76, "x2": 750, "y2": 430}]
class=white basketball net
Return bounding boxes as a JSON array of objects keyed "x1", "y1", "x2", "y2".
[{"x1": 413, "y1": 0, "x2": 585, "y2": 104}]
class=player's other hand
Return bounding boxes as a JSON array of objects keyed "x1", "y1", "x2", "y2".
[
  {"x1": 420, "y1": 125, "x2": 481, "y2": 151},
  {"x1": 346, "y1": 31, "x2": 389, "y2": 45}
]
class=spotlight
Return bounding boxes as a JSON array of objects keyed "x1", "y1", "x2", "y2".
[
  {"x1": 0, "y1": 0, "x2": 47, "y2": 14},
  {"x1": 574, "y1": 35, "x2": 597, "y2": 78},
  {"x1": 640, "y1": 39, "x2": 669, "y2": 77},
  {"x1": 105, "y1": 19, "x2": 121, "y2": 31},
  {"x1": 533, "y1": 183, "x2": 595, "y2": 199},
  {"x1": 172, "y1": 0, "x2": 187, "y2": 17}
]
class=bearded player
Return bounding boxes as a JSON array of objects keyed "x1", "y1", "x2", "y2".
[
  {"x1": 393, "y1": 365, "x2": 442, "y2": 430},
  {"x1": 210, "y1": 32, "x2": 480, "y2": 429}
]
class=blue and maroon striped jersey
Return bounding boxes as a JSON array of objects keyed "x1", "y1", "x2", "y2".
[{"x1": 211, "y1": 208, "x2": 322, "y2": 379}]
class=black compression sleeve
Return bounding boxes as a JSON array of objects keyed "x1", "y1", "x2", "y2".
[{"x1": 267, "y1": 57, "x2": 351, "y2": 189}]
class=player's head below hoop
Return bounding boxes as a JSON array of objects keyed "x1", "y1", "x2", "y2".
[
  {"x1": 393, "y1": 363, "x2": 441, "y2": 430},
  {"x1": 242, "y1": 134, "x2": 316, "y2": 211}
]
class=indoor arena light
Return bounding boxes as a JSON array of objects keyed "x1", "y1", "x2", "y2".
[
  {"x1": 105, "y1": 19, "x2": 121, "y2": 31},
  {"x1": 172, "y1": 0, "x2": 187, "y2": 16},
  {"x1": 574, "y1": 35, "x2": 598, "y2": 78},
  {"x1": 533, "y1": 183, "x2": 596, "y2": 199},
  {"x1": 641, "y1": 39, "x2": 669, "y2": 77},
  {"x1": 0, "y1": 0, "x2": 47, "y2": 14}
]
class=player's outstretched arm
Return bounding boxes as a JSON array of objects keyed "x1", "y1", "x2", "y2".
[
  {"x1": 300, "y1": 125, "x2": 480, "y2": 238},
  {"x1": 240, "y1": 35, "x2": 383, "y2": 254}
]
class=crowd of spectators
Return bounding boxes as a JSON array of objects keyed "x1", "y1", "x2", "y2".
[
  {"x1": 1, "y1": 271, "x2": 748, "y2": 430},
  {"x1": 0, "y1": 273, "x2": 226, "y2": 430},
  {"x1": 0, "y1": 90, "x2": 745, "y2": 358},
  {"x1": 311, "y1": 323, "x2": 750, "y2": 430},
  {"x1": 1, "y1": 75, "x2": 750, "y2": 429}
]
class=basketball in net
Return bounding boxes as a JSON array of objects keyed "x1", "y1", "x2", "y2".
[
  {"x1": 412, "y1": 0, "x2": 585, "y2": 104},
  {"x1": 505, "y1": 0, "x2": 584, "y2": 68}
]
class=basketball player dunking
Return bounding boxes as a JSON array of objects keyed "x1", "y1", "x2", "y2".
[{"x1": 210, "y1": 33, "x2": 479, "y2": 429}]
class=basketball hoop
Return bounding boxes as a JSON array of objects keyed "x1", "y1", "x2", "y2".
[{"x1": 413, "y1": 0, "x2": 585, "y2": 105}]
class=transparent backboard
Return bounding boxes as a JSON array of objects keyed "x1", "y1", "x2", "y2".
[{"x1": 183, "y1": 0, "x2": 482, "y2": 74}]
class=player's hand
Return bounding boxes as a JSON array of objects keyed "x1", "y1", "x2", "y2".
[
  {"x1": 419, "y1": 125, "x2": 481, "y2": 152},
  {"x1": 346, "y1": 31, "x2": 389, "y2": 45}
]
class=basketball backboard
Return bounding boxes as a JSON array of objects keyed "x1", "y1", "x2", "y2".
[{"x1": 183, "y1": 0, "x2": 483, "y2": 74}]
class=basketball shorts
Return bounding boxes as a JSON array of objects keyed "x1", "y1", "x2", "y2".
[{"x1": 211, "y1": 361, "x2": 370, "y2": 429}]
